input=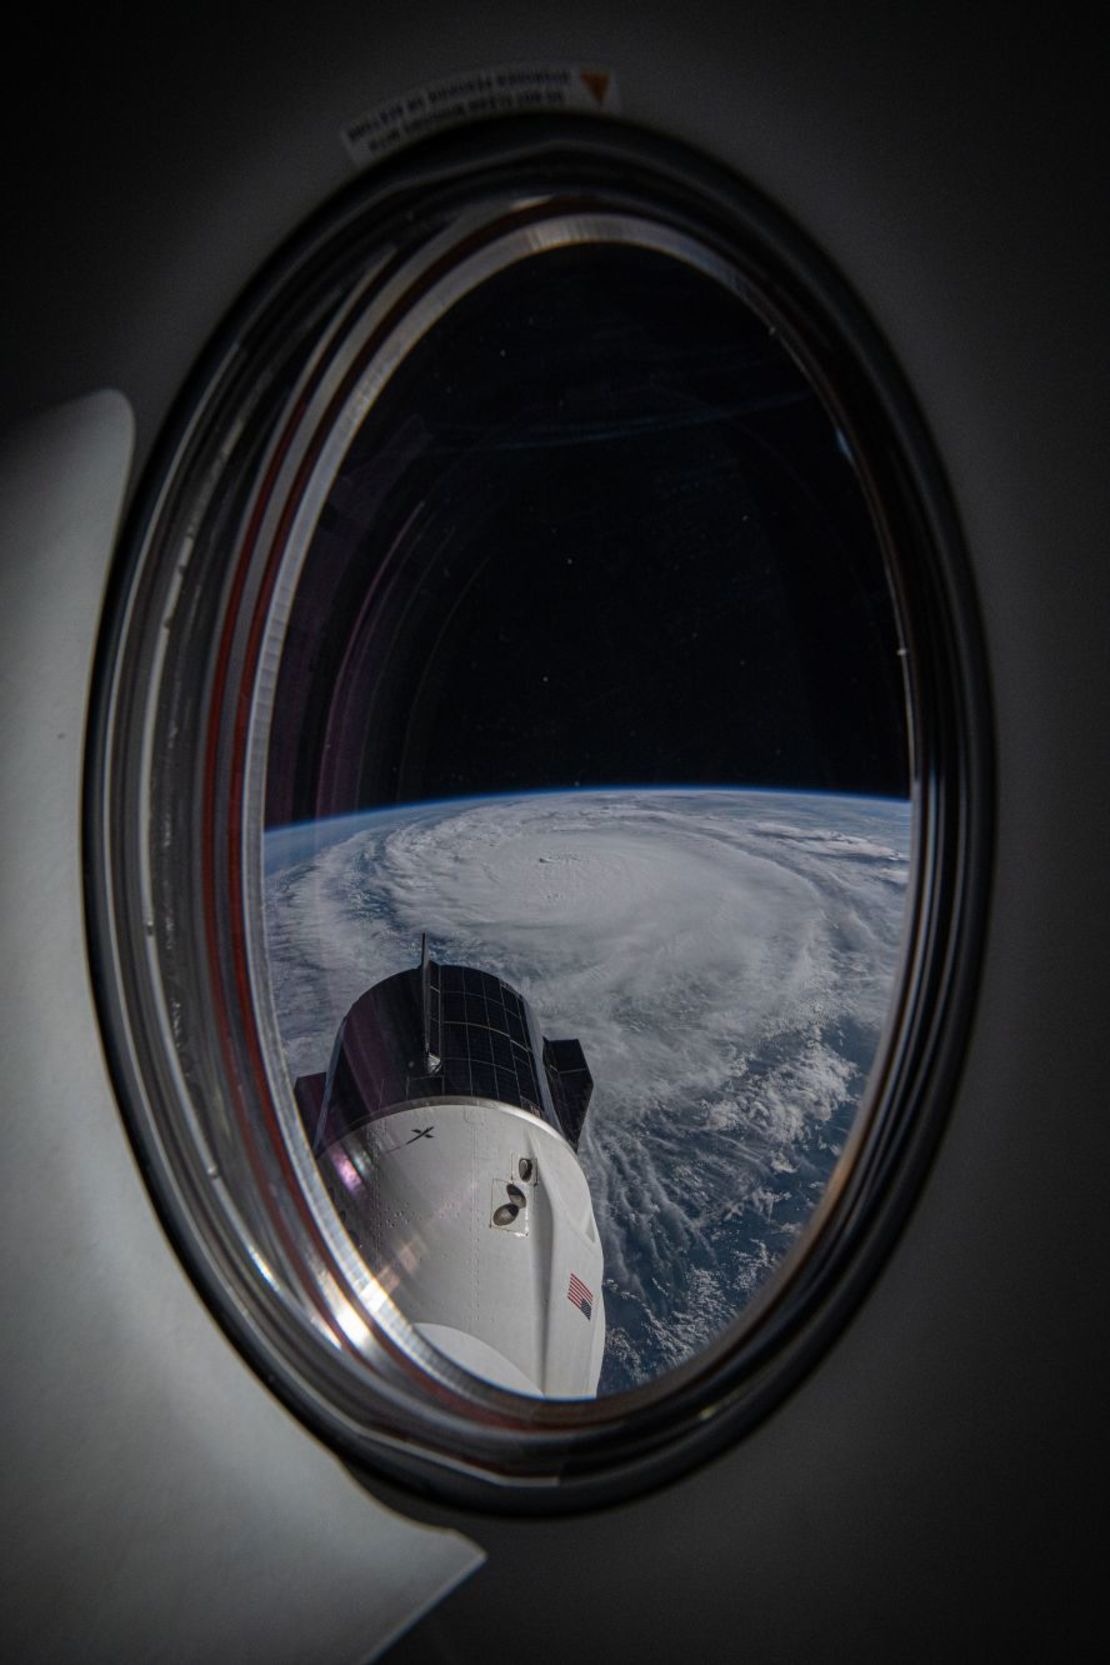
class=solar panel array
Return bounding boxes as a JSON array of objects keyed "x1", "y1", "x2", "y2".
[
  {"x1": 296, "y1": 954, "x2": 592, "y2": 1151},
  {"x1": 432, "y1": 963, "x2": 545, "y2": 1113}
]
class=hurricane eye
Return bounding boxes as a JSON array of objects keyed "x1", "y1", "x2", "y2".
[{"x1": 89, "y1": 118, "x2": 988, "y2": 1503}]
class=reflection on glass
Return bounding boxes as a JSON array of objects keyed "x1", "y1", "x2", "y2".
[{"x1": 258, "y1": 230, "x2": 913, "y2": 1396}]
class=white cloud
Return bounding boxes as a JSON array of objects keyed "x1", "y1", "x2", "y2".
[{"x1": 263, "y1": 788, "x2": 911, "y2": 1386}]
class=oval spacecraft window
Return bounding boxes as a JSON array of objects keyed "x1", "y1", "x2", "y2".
[{"x1": 88, "y1": 118, "x2": 990, "y2": 1506}]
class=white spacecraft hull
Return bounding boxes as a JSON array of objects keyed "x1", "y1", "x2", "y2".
[{"x1": 325, "y1": 1096, "x2": 605, "y2": 1396}]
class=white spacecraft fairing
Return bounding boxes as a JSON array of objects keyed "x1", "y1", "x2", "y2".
[{"x1": 294, "y1": 938, "x2": 606, "y2": 1397}]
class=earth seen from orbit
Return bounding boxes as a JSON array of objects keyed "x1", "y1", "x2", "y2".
[{"x1": 263, "y1": 787, "x2": 912, "y2": 1394}]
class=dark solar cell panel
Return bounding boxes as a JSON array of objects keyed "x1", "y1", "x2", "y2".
[
  {"x1": 453, "y1": 1059, "x2": 474, "y2": 1095},
  {"x1": 489, "y1": 1032, "x2": 511, "y2": 1068},
  {"x1": 543, "y1": 1036, "x2": 594, "y2": 1149},
  {"x1": 442, "y1": 1021, "x2": 467, "y2": 1059},
  {"x1": 301, "y1": 956, "x2": 592, "y2": 1147},
  {"x1": 442, "y1": 989, "x2": 466, "y2": 1021},
  {"x1": 495, "y1": 1068, "x2": 519, "y2": 1104},
  {"x1": 471, "y1": 1062, "x2": 498, "y2": 1099}
]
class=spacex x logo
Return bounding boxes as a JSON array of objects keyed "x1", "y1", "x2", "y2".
[{"x1": 567, "y1": 1272, "x2": 593, "y2": 1321}]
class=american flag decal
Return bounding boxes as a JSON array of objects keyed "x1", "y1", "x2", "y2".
[{"x1": 567, "y1": 1272, "x2": 593, "y2": 1321}]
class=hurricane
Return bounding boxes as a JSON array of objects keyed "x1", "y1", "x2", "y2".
[{"x1": 263, "y1": 787, "x2": 912, "y2": 1391}]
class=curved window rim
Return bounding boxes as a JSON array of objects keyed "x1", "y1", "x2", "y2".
[{"x1": 84, "y1": 113, "x2": 993, "y2": 1513}]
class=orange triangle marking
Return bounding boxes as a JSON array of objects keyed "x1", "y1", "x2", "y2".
[{"x1": 579, "y1": 70, "x2": 611, "y2": 107}]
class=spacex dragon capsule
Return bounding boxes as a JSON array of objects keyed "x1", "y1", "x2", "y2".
[{"x1": 295, "y1": 938, "x2": 606, "y2": 1397}]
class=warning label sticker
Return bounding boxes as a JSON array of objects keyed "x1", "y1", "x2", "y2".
[{"x1": 342, "y1": 64, "x2": 621, "y2": 169}]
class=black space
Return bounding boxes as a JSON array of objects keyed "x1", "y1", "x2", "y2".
[{"x1": 266, "y1": 240, "x2": 910, "y2": 826}]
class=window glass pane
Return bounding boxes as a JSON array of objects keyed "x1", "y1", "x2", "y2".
[{"x1": 261, "y1": 232, "x2": 912, "y2": 1395}]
